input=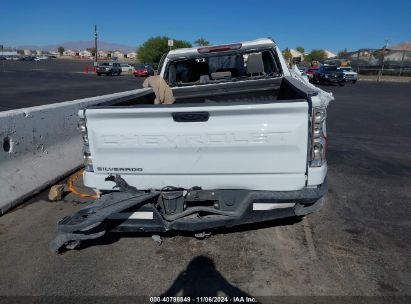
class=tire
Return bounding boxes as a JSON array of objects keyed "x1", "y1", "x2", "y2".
[
  {"x1": 352, "y1": 80, "x2": 357, "y2": 84},
  {"x1": 97, "y1": 73, "x2": 101, "y2": 76},
  {"x1": 108, "y1": 70, "x2": 113, "y2": 76},
  {"x1": 118, "y1": 70, "x2": 121, "y2": 76},
  {"x1": 339, "y1": 82, "x2": 345, "y2": 87}
]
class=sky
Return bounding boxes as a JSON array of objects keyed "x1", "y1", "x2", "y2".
[{"x1": 1, "y1": 0, "x2": 410, "y2": 52}]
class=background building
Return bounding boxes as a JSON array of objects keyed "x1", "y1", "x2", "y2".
[
  {"x1": 112, "y1": 50, "x2": 124, "y2": 59},
  {"x1": 289, "y1": 49, "x2": 304, "y2": 63},
  {"x1": 79, "y1": 50, "x2": 92, "y2": 58},
  {"x1": 126, "y1": 52, "x2": 137, "y2": 59},
  {"x1": 324, "y1": 50, "x2": 337, "y2": 58}
]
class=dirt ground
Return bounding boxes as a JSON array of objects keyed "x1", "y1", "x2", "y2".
[{"x1": 0, "y1": 82, "x2": 410, "y2": 302}]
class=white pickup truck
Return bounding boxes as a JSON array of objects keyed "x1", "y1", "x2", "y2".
[{"x1": 51, "y1": 38, "x2": 333, "y2": 251}]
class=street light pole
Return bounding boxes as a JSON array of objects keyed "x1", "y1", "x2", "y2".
[
  {"x1": 94, "y1": 25, "x2": 98, "y2": 71},
  {"x1": 378, "y1": 39, "x2": 388, "y2": 82},
  {"x1": 1, "y1": 44, "x2": 4, "y2": 72}
]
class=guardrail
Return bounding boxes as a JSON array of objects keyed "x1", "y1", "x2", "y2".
[{"x1": 0, "y1": 89, "x2": 144, "y2": 215}]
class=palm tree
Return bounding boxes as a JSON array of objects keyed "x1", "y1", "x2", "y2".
[{"x1": 195, "y1": 37, "x2": 210, "y2": 46}]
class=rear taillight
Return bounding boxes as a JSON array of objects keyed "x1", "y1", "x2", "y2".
[
  {"x1": 78, "y1": 118, "x2": 94, "y2": 172},
  {"x1": 310, "y1": 107, "x2": 327, "y2": 167},
  {"x1": 83, "y1": 150, "x2": 94, "y2": 172},
  {"x1": 78, "y1": 118, "x2": 88, "y2": 144},
  {"x1": 198, "y1": 43, "x2": 242, "y2": 53}
]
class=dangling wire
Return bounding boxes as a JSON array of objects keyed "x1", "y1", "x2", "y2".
[{"x1": 68, "y1": 169, "x2": 98, "y2": 199}]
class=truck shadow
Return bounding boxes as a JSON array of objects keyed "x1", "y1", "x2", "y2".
[
  {"x1": 160, "y1": 255, "x2": 254, "y2": 298},
  {"x1": 76, "y1": 216, "x2": 302, "y2": 250}
]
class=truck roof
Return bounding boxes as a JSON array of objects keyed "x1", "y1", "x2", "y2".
[{"x1": 167, "y1": 38, "x2": 277, "y2": 59}]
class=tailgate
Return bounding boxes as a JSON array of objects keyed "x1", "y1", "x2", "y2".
[{"x1": 84, "y1": 102, "x2": 309, "y2": 191}]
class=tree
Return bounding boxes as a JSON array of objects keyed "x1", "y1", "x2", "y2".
[
  {"x1": 296, "y1": 46, "x2": 305, "y2": 54},
  {"x1": 282, "y1": 48, "x2": 292, "y2": 63},
  {"x1": 304, "y1": 49, "x2": 327, "y2": 63},
  {"x1": 86, "y1": 47, "x2": 96, "y2": 56},
  {"x1": 58, "y1": 46, "x2": 65, "y2": 56},
  {"x1": 338, "y1": 48, "x2": 349, "y2": 58},
  {"x1": 138, "y1": 36, "x2": 192, "y2": 64},
  {"x1": 16, "y1": 49, "x2": 24, "y2": 55},
  {"x1": 194, "y1": 37, "x2": 210, "y2": 46}
]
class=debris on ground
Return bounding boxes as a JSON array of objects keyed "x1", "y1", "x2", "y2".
[
  {"x1": 48, "y1": 184, "x2": 65, "y2": 201},
  {"x1": 152, "y1": 234, "x2": 163, "y2": 245}
]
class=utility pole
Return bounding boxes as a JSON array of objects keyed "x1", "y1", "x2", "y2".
[
  {"x1": 399, "y1": 50, "x2": 405, "y2": 76},
  {"x1": 1, "y1": 45, "x2": 4, "y2": 72},
  {"x1": 94, "y1": 24, "x2": 98, "y2": 71},
  {"x1": 378, "y1": 39, "x2": 388, "y2": 82}
]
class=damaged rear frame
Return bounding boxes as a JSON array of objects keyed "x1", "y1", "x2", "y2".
[{"x1": 50, "y1": 174, "x2": 327, "y2": 253}]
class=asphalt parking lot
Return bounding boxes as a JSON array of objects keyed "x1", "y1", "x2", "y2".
[
  {"x1": 0, "y1": 81, "x2": 410, "y2": 300},
  {"x1": 0, "y1": 60, "x2": 144, "y2": 111}
]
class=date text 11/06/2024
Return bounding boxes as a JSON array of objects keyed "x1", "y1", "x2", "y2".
[{"x1": 150, "y1": 296, "x2": 258, "y2": 303}]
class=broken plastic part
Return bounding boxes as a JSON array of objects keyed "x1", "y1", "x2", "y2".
[
  {"x1": 50, "y1": 174, "x2": 160, "y2": 253},
  {"x1": 105, "y1": 174, "x2": 140, "y2": 193},
  {"x1": 194, "y1": 232, "x2": 211, "y2": 239},
  {"x1": 152, "y1": 234, "x2": 162, "y2": 245}
]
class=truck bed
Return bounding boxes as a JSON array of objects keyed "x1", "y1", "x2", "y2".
[{"x1": 89, "y1": 77, "x2": 316, "y2": 108}]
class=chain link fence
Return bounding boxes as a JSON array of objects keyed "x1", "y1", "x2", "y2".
[{"x1": 326, "y1": 49, "x2": 411, "y2": 76}]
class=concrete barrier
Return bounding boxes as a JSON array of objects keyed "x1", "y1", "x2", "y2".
[{"x1": 0, "y1": 89, "x2": 147, "y2": 215}]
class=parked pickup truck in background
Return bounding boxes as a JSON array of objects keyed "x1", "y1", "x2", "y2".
[
  {"x1": 339, "y1": 66, "x2": 358, "y2": 83},
  {"x1": 96, "y1": 62, "x2": 122, "y2": 76},
  {"x1": 51, "y1": 38, "x2": 334, "y2": 251},
  {"x1": 312, "y1": 65, "x2": 345, "y2": 86}
]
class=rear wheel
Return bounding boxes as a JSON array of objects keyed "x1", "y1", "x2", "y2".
[
  {"x1": 118, "y1": 70, "x2": 121, "y2": 76},
  {"x1": 339, "y1": 82, "x2": 345, "y2": 87},
  {"x1": 352, "y1": 80, "x2": 357, "y2": 84}
]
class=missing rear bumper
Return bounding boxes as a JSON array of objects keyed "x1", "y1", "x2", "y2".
[
  {"x1": 50, "y1": 175, "x2": 327, "y2": 253},
  {"x1": 110, "y1": 180, "x2": 327, "y2": 233}
]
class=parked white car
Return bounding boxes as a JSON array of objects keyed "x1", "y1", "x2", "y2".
[
  {"x1": 121, "y1": 64, "x2": 135, "y2": 73},
  {"x1": 34, "y1": 56, "x2": 49, "y2": 61},
  {"x1": 339, "y1": 66, "x2": 358, "y2": 83}
]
